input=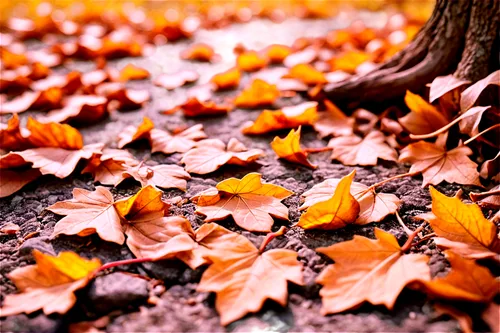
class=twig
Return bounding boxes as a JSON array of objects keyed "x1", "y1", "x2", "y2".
[
  {"x1": 304, "y1": 147, "x2": 333, "y2": 154},
  {"x1": 411, "y1": 233, "x2": 437, "y2": 247},
  {"x1": 259, "y1": 226, "x2": 287, "y2": 253},
  {"x1": 464, "y1": 123, "x2": 500, "y2": 145},
  {"x1": 400, "y1": 223, "x2": 426, "y2": 253},
  {"x1": 395, "y1": 211, "x2": 413, "y2": 236}
]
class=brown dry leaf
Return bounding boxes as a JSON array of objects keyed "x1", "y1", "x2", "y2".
[
  {"x1": 197, "y1": 231, "x2": 303, "y2": 325},
  {"x1": 458, "y1": 106, "x2": 494, "y2": 137},
  {"x1": 181, "y1": 43, "x2": 219, "y2": 62},
  {"x1": 0, "y1": 143, "x2": 103, "y2": 178},
  {"x1": 460, "y1": 70, "x2": 500, "y2": 111},
  {"x1": 210, "y1": 68, "x2": 241, "y2": 91},
  {"x1": 419, "y1": 187, "x2": 500, "y2": 260},
  {"x1": 0, "y1": 88, "x2": 62, "y2": 114},
  {"x1": 429, "y1": 74, "x2": 471, "y2": 103},
  {"x1": 0, "y1": 250, "x2": 101, "y2": 316},
  {"x1": 271, "y1": 126, "x2": 316, "y2": 169},
  {"x1": 234, "y1": 79, "x2": 280, "y2": 108},
  {"x1": 81, "y1": 149, "x2": 138, "y2": 185},
  {"x1": 164, "y1": 98, "x2": 232, "y2": 117},
  {"x1": 285, "y1": 64, "x2": 327, "y2": 86},
  {"x1": 116, "y1": 163, "x2": 191, "y2": 191},
  {"x1": 194, "y1": 173, "x2": 292, "y2": 232},
  {"x1": 0, "y1": 169, "x2": 41, "y2": 198},
  {"x1": 300, "y1": 176, "x2": 401, "y2": 224},
  {"x1": 48, "y1": 186, "x2": 124, "y2": 244},
  {"x1": 313, "y1": 100, "x2": 354, "y2": 138},
  {"x1": 482, "y1": 303, "x2": 500, "y2": 333},
  {"x1": 40, "y1": 95, "x2": 108, "y2": 124},
  {"x1": 181, "y1": 138, "x2": 264, "y2": 174},
  {"x1": 116, "y1": 64, "x2": 149, "y2": 81},
  {"x1": 399, "y1": 141, "x2": 481, "y2": 187},
  {"x1": 150, "y1": 124, "x2": 207, "y2": 154},
  {"x1": 297, "y1": 171, "x2": 359, "y2": 230},
  {"x1": 96, "y1": 83, "x2": 149, "y2": 110},
  {"x1": 399, "y1": 91, "x2": 449, "y2": 135},
  {"x1": 0, "y1": 222, "x2": 20, "y2": 235},
  {"x1": 236, "y1": 51, "x2": 267, "y2": 72},
  {"x1": 26, "y1": 117, "x2": 84, "y2": 150},
  {"x1": 0, "y1": 114, "x2": 31, "y2": 151},
  {"x1": 153, "y1": 70, "x2": 199, "y2": 90},
  {"x1": 480, "y1": 152, "x2": 500, "y2": 182},
  {"x1": 114, "y1": 185, "x2": 170, "y2": 220},
  {"x1": 328, "y1": 131, "x2": 398, "y2": 166},
  {"x1": 242, "y1": 102, "x2": 318, "y2": 135},
  {"x1": 117, "y1": 117, "x2": 155, "y2": 148},
  {"x1": 316, "y1": 228, "x2": 430, "y2": 314},
  {"x1": 470, "y1": 185, "x2": 500, "y2": 209},
  {"x1": 421, "y1": 251, "x2": 499, "y2": 303},
  {"x1": 265, "y1": 44, "x2": 292, "y2": 64}
]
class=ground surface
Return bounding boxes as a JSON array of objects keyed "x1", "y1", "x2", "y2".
[{"x1": 0, "y1": 15, "x2": 465, "y2": 332}]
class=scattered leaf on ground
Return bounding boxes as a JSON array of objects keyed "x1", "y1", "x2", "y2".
[
  {"x1": 399, "y1": 91, "x2": 449, "y2": 135},
  {"x1": 271, "y1": 126, "x2": 316, "y2": 169},
  {"x1": 234, "y1": 79, "x2": 280, "y2": 108}
]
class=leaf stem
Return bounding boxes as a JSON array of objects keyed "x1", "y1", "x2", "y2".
[
  {"x1": 401, "y1": 223, "x2": 426, "y2": 253},
  {"x1": 395, "y1": 211, "x2": 413, "y2": 236},
  {"x1": 259, "y1": 226, "x2": 287, "y2": 253},
  {"x1": 463, "y1": 124, "x2": 500, "y2": 145},
  {"x1": 98, "y1": 257, "x2": 154, "y2": 272},
  {"x1": 411, "y1": 233, "x2": 437, "y2": 247},
  {"x1": 304, "y1": 147, "x2": 333, "y2": 154}
]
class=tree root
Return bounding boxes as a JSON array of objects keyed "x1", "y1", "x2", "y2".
[{"x1": 325, "y1": 0, "x2": 499, "y2": 105}]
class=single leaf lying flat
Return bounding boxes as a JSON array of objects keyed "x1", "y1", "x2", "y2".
[
  {"x1": 150, "y1": 124, "x2": 207, "y2": 154},
  {"x1": 197, "y1": 232, "x2": 303, "y2": 325},
  {"x1": 164, "y1": 98, "x2": 232, "y2": 117},
  {"x1": 300, "y1": 176, "x2": 401, "y2": 224},
  {"x1": 114, "y1": 185, "x2": 170, "y2": 222},
  {"x1": 181, "y1": 138, "x2": 264, "y2": 175},
  {"x1": 297, "y1": 171, "x2": 360, "y2": 230},
  {"x1": 271, "y1": 126, "x2": 316, "y2": 169},
  {"x1": 234, "y1": 79, "x2": 280, "y2": 108},
  {"x1": 316, "y1": 228, "x2": 430, "y2": 314},
  {"x1": 399, "y1": 91, "x2": 449, "y2": 135},
  {"x1": 48, "y1": 186, "x2": 124, "y2": 244},
  {"x1": 421, "y1": 251, "x2": 499, "y2": 302},
  {"x1": 313, "y1": 100, "x2": 354, "y2": 138},
  {"x1": 81, "y1": 148, "x2": 138, "y2": 185},
  {"x1": 328, "y1": 131, "x2": 397, "y2": 166},
  {"x1": 420, "y1": 187, "x2": 500, "y2": 260},
  {"x1": 0, "y1": 114, "x2": 31, "y2": 150},
  {"x1": 117, "y1": 163, "x2": 191, "y2": 191},
  {"x1": 210, "y1": 68, "x2": 241, "y2": 91},
  {"x1": 0, "y1": 250, "x2": 101, "y2": 316},
  {"x1": 117, "y1": 116, "x2": 154, "y2": 148},
  {"x1": 242, "y1": 102, "x2": 318, "y2": 135},
  {"x1": 399, "y1": 141, "x2": 481, "y2": 187},
  {"x1": 194, "y1": 173, "x2": 292, "y2": 232}
]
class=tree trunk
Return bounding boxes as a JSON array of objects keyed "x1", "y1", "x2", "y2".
[{"x1": 324, "y1": 0, "x2": 499, "y2": 105}]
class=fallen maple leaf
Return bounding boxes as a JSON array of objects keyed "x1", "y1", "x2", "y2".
[
  {"x1": 460, "y1": 70, "x2": 499, "y2": 111},
  {"x1": 419, "y1": 187, "x2": 500, "y2": 260},
  {"x1": 116, "y1": 163, "x2": 191, "y2": 191},
  {"x1": 25, "y1": 117, "x2": 84, "y2": 150},
  {"x1": 117, "y1": 116, "x2": 155, "y2": 148},
  {"x1": 271, "y1": 126, "x2": 316, "y2": 169},
  {"x1": 480, "y1": 152, "x2": 499, "y2": 182},
  {"x1": 164, "y1": 98, "x2": 232, "y2": 117},
  {"x1": 0, "y1": 114, "x2": 31, "y2": 150},
  {"x1": 0, "y1": 88, "x2": 62, "y2": 114},
  {"x1": 328, "y1": 131, "x2": 398, "y2": 166},
  {"x1": 0, "y1": 250, "x2": 101, "y2": 316},
  {"x1": 300, "y1": 175, "x2": 401, "y2": 224},
  {"x1": 234, "y1": 79, "x2": 280, "y2": 108},
  {"x1": 313, "y1": 100, "x2": 354, "y2": 138},
  {"x1": 428, "y1": 75, "x2": 470, "y2": 112},
  {"x1": 114, "y1": 185, "x2": 170, "y2": 221},
  {"x1": 399, "y1": 91, "x2": 449, "y2": 135},
  {"x1": 284, "y1": 64, "x2": 327, "y2": 86},
  {"x1": 297, "y1": 171, "x2": 360, "y2": 229},
  {"x1": 210, "y1": 68, "x2": 241, "y2": 91},
  {"x1": 197, "y1": 229, "x2": 303, "y2": 325},
  {"x1": 420, "y1": 251, "x2": 499, "y2": 302},
  {"x1": 181, "y1": 138, "x2": 264, "y2": 174},
  {"x1": 82, "y1": 148, "x2": 138, "y2": 185},
  {"x1": 115, "y1": 63, "x2": 149, "y2": 81},
  {"x1": 180, "y1": 43, "x2": 219, "y2": 62},
  {"x1": 265, "y1": 44, "x2": 292, "y2": 64},
  {"x1": 242, "y1": 102, "x2": 318, "y2": 135},
  {"x1": 193, "y1": 172, "x2": 293, "y2": 232},
  {"x1": 399, "y1": 141, "x2": 481, "y2": 187},
  {"x1": 470, "y1": 185, "x2": 500, "y2": 209},
  {"x1": 40, "y1": 95, "x2": 108, "y2": 124},
  {"x1": 48, "y1": 186, "x2": 124, "y2": 244},
  {"x1": 236, "y1": 51, "x2": 267, "y2": 72},
  {"x1": 150, "y1": 124, "x2": 207, "y2": 154},
  {"x1": 316, "y1": 228, "x2": 430, "y2": 314},
  {"x1": 0, "y1": 169, "x2": 41, "y2": 198},
  {"x1": 458, "y1": 106, "x2": 495, "y2": 137}
]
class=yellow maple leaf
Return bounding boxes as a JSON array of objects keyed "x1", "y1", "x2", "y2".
[
  {"x1": 297, "y1": 170, "x2": 360, "y2": 230},
  {"x1": 271, "y1": 126, "x2": 316, "y2": 169}
]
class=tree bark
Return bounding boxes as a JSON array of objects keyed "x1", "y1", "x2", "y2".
[{"x1": 325, "y1": 0, "x2": 499, "y2": 105}]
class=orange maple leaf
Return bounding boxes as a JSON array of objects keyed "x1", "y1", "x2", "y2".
[{"x1": 271, "y1": 126, "x2": 316, "y2": 169}]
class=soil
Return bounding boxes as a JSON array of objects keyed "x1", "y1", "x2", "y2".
[{"x1": 0, "y1": 14, "x2": 479, "y2": 333}]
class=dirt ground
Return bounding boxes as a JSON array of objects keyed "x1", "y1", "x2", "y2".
[{"x1": 0, "y1": 15, "x2": 470, "y2": 332}]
